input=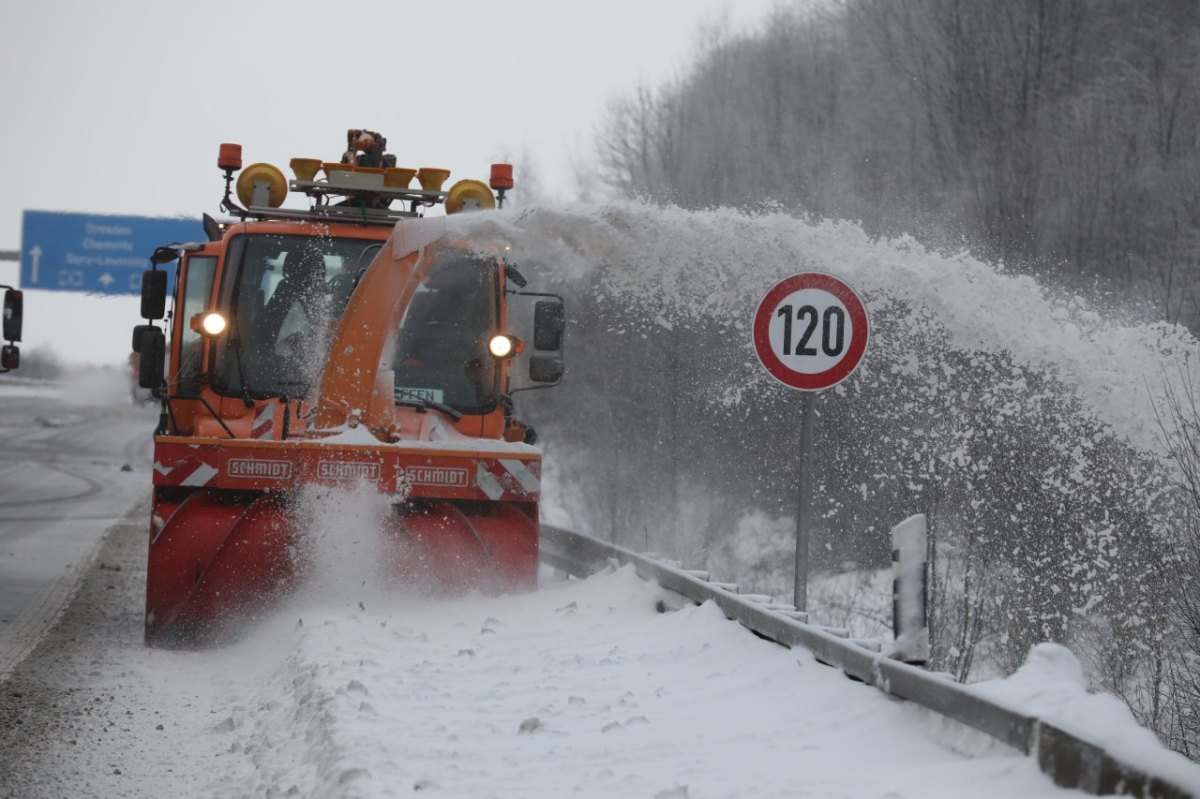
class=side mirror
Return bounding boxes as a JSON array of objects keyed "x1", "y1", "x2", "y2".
[
  {"x1": 140, "y1": 269, "x2": 168, "y2": 320},
  {"x1": 529, "y1": 355, "x2": 563, "y2": 384},
  {"x1": 504, "y1": 264, "x2": 528, "y2": 288},
  {"x1": 1, "y1": 344, "x2": 18, "y2": 371},
  {"x1": 131, "y1": 323, "x2": 157, "y2": 353},
  {"x1": 533, "y1": 300, "x2": 564, "y2": 351},
  {"x1": 137, "y1": 327, "x2": 166, "y2": 389},
  {"x1": 202, "y1": 214, "x2": 224, "y2": 242},
  {"x1": 3, "y1": 289, "x2": 22, "y2": 342},
  {"x1": 150, "y1": 246, "x2": 181, "y2": 266}
]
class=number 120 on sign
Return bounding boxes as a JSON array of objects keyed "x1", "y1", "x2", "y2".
[{"x1": 752, "y1": 272, "x2": 869, "y2": 391}]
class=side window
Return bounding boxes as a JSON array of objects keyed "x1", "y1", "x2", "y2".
[{"x1": 173, "y1": 255, "x2": 217, "y2": 397}]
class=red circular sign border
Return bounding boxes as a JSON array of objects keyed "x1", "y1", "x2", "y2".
[{"x1": 752, "y1": 272, "x2": 870, "y2": 391}]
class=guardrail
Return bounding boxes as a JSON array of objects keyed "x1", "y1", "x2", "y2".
[{"x1": 539, "y1": 524, "x2": 1194, "y2": 798}]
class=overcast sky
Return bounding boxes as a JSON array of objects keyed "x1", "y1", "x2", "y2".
[{"x1": 0, "y1": 0, "x2": 782, "y2": 366}]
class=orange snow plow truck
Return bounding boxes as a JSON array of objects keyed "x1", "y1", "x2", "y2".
[{"x1": 131, "y1": 130, "x2": 564, "y2": 645}]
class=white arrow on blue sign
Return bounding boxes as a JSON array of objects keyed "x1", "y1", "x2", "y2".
[{"x1": 20, "y1": 211, "x2": 204, "y2": 296}]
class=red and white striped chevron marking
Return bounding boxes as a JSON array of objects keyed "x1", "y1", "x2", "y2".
[
  {"x1": 475, "y1": 458, "x2": 541, "y2": 500},
  {"x1": 251, "y1": 404, "x2": 275, "y2": 440},
  {"x1": 153, "y1": 447, "x2": 219, "y2": 487}
]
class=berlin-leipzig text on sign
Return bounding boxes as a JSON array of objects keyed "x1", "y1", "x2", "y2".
[
  {"x1": 752, "y1": 272, "x2": 870, "y2": 391},
  {"x1": 20, "y1": 211, "x2": 203, "y2": 296}
]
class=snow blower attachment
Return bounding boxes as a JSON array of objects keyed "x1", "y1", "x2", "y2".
[{"x1": 133, "y1": 131, "x2": 564, "y2": 645}]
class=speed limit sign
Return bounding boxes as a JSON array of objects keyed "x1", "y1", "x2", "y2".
[
  {"x1": 752, "y1": 272, "x2": 869, "y2": 612},
  {"x1": 752, "y1": 272, "x2": 869, "y2": 391}
]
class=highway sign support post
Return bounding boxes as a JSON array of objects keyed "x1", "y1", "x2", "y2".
[
  {"x1": 752, "y1": 272, "x2": 870, "y2": 613},
  {"x1": 793, "y1": 390, "x2": 816, "y2": 611}
]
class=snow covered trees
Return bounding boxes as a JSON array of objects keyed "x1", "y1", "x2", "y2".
[{"x1": 596, "y1": 0, "x2": 1200, "y2": 331}]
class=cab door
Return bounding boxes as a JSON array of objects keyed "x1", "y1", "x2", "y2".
[{"x1": 169, "y1": 253, "x2": 219, "y2": 398}]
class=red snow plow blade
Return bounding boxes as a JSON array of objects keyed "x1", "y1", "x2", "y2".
[
  {"x1": 146, "y1": 438, "x2": 542, "y2": 645},
  {"x1": 146, "y1": 486, "x2": 538, "y2": 645}
]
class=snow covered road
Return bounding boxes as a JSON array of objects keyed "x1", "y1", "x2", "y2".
[
  {"x1": 0, "y1": 502, "x2": 1075, "y2": 798},
  {"x1": 0, "y1": 374, "x2": 152, "y2": 627}
]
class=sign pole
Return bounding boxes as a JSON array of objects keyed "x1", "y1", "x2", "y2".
[{"x1": 793, "y1": 390, "x2": 817, "y2": 611}]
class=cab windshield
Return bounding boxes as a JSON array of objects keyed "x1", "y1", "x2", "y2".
[
  {"x1": 212, "y1": 234, "x2": 498, "y2": 414},
  {"x1": 213, "y1": 234, "x2": 374, "y2": 399},
  {"x1": 391, "y1": 249, "x2": 498, "y2": 413}
]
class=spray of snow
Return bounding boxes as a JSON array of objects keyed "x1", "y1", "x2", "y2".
[
  {"x1": 59, "y1": 364, "x2": 136, "y2": 408},
  {"x1": 288, "y1": 481, "x2": 407, "y2": 611},
  {"x1": 453, "y1": 203, "x2": 1198, "y2": 455},
  {"x1": 448, "y1": 203, "x2": 1197, "y2": 739}
]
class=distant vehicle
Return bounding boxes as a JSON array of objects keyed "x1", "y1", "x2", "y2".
[{"x1": 1, "y1": 286, "x2": 21, "y2": 373}]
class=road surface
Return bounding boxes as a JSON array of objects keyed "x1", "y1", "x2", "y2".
[{"x1": 0, "y1": 373, "x2": 152, "y2": 626}]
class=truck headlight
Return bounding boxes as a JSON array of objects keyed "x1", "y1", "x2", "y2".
[
  {"x1": 489, "y1": 334, "x2": 520, "y2": 359},
  {"x1": 201, "y1": 312, "x2": 227, "y2": 336}
]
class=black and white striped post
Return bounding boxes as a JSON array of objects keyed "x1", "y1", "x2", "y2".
[{"x1": 891, "y1": 513, "x2": 930, "y2": 665}]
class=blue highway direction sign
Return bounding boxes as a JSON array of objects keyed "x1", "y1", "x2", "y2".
[{"x1": 20, "y1": 211, "x2": 204, "y2": 295}]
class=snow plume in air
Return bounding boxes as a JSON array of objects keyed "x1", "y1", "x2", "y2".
[
  {"x1": 290, "y1": 481, "x2": 401, "y2": 609},
  {"x1": 61, "y1": 363, "x2": 138, "y2": 408},
  {"x1": 453, "y1": 203, "x2": 1200, "y2": 747},
  {"x1": 456, "y1": 203, "x2": 1198, "y2": 455},
  {"x1": 289, "y1": 479, "x2": 470, "y2": 611}
]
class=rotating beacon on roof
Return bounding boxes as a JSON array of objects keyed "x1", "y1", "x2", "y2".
[{"x1": 131, "y1": 130, "x2": 565, "y2": 645}]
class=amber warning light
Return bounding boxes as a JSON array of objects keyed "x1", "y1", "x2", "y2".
[
  {"x1": 218, "y1": 143, "x2": 243, "y2": 172},
  {"x1": 490, "y1": 163, "x2": 514, "y2": 190},
  {"x1": 490, "y1": 163, "x2": 513, "y2": 209}
]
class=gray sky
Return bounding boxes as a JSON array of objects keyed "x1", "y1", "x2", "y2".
[{"x1": 0, "y1": 0, "x2": 780, "y2": 366}]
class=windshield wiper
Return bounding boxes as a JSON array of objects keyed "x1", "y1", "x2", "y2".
[
  {"x1": 393, "y1": 388, "x2": 463, "y2": 421},
  {"x1": 229, "y1": 334, "x2": 255, "y2": 408}
]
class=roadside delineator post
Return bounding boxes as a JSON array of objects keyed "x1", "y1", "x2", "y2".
[{"x1": 890, "y1": 513, "x2": 930, "y2": 665}]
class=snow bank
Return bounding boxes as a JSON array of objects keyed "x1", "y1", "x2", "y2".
[
  {"x1": 192, "y1": 566, "x2": 1070, "y2": 798},
  {"x1": 36, "y1": 559, "x2": 1075, "y2": 798}
]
